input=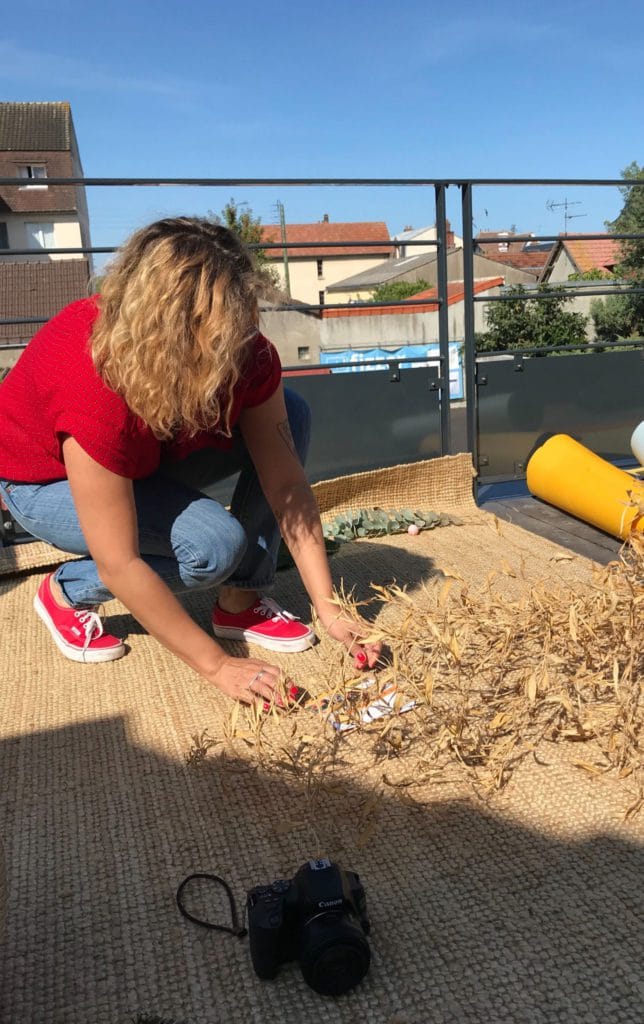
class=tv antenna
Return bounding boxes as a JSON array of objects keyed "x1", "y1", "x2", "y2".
[{"x1": 546, "y1": 198, "x2": 586, "y2": 235}]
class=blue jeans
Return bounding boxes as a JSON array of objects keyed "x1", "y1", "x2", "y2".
[{"x1": 0, "y1": 388, "x2": 310, "y2": 608}]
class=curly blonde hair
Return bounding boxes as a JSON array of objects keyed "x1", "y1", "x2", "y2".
[{"x1": 91, "y1": 217, "x2": 261, "y2": 439}]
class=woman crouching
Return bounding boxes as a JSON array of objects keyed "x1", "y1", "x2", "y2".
[{"x1": 0, "y1": 217, "x2": 381, "y2": 704}]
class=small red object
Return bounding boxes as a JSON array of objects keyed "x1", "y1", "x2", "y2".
[
  {"x1": 262, "y1": 684, "x2": 304, "y2": 712},
  {"x1": 354, "y1": 649, "x2": 368, "y2": 669}
]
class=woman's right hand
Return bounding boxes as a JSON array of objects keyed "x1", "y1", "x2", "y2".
[{"x1": 207, "y1": 654, "x2": 287, "y2": 705}]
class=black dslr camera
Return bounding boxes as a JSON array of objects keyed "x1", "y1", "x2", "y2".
[{"x1": 246, "y1": 858, "x2": 371, "y2": 996}]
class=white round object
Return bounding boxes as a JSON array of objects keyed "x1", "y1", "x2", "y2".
[
  {"x1": 407, "y1": 523, "x2": 420, "y2": 536},
  {"x1": 630, "y1": 420, "x2": 644, "y2": 466}
]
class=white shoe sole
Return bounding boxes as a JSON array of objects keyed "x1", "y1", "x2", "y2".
[
  {"x1": 212, "y1": 623, "x2": 315, "y2": 653},
  {"x1": 33, "y1": 593, "x2": 125, "y2": 664}
]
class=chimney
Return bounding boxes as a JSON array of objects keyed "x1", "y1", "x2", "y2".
[{"x1": 323, "y1": 213, "x2": 329, "y2": 223}]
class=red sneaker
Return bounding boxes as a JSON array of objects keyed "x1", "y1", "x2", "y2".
[
  {"x1": 33, "y1": 573, "x2": 125, "y2": 664},
  {"x1": 212, "y1": 596, "x2": 315, "y2": 653}
]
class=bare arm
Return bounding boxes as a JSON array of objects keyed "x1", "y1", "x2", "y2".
[
  {"x1": 62, "y1": 436, "x2": 284, "y2": 703},
  {"x1": 239, "y1": 385, "x2": 381, "y2": 667}
]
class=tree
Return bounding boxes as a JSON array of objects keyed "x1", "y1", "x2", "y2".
[
  {"x1": 370, "y1": 279, "x2": 431, "y2": 303},
  {"x1": 606, "y1": 161, "x2": 644, "y2": 277},
  {"x1": 477, "y1": 284, "x2": 588, "y2": 352},
  {"x1": 590, "y1": 294, "x2": 637, "y2": 342},
  {"x1": 591, "y1": 162, "x2": 644, "y2": 339},
  {"x1": 208, "y1": 198, "x2": 279, "y2": 287}
]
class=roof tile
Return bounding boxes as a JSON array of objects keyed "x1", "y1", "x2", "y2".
[
  {"x1": 563, "y1": 236, "x2": 622, "y2": 273},
  {"x1": 262, "y1": 221, "x2": 393, "y2": 259},
  {"x1": 0, "y1": 102, "x2": 72, "y2": 152},
  {"x1": 0, "y1": 260, "x2": 91, "y2": 342}
]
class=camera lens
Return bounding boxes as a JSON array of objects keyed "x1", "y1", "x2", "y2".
[{"x1": 299, "y1": 916, "x2": 371, "y2": 996}]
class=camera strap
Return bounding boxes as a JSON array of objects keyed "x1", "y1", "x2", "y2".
[{"x1": 176, "y1": 873, "x2": 247, "y2": 938}]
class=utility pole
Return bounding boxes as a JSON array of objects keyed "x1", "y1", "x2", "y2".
[{"x1": 273, "y1": 200, "x2": 291, "y2": 298}]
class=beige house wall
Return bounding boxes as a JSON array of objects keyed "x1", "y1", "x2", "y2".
[
  {"x1": 3, "y1": 213, "x2": 85, "y2": 260},
  {"x1": 268, "y1": 255, "x2": 391, "y2": 306},
  {"x1": 544, "y1": 249, "x2": 578, "y2": 284},
  {"x1": 540, "y1": 248, "x2": 630, "y2": 338}
]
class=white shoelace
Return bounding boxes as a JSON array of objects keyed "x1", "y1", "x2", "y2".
[
  {"x1": 253, "y1": 597, "x2": 300, "y2": 623},
  {"x1": 74, "y1": 609, "x2": 104, "y2": 653}
]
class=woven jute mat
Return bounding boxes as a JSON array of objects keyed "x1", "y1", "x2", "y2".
[
  {"x1": 312, "y1": 452, "x2": 477, "y2": 520},
  {"x1": 0, "y1": 456, "x2": 642, "y2": 1024},
  {"x1": 0, "y1": 455, "x2": 478, "y2": 581}
]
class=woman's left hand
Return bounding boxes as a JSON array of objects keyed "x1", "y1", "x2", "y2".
[{"x1": 323, "y1": 615, "x2": 382, "y2": 670}]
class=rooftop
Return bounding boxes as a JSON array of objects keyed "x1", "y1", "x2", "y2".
[
  {"x1": 560, "y1": 235, "x2": 621, "y2": 273},
  {"x1": 322, "y1": 277, "x2": 504, "y2": 317},
  {"x1": 0, "y1": 101, "x2": 74, "y2": 151},
  {"x1": 261, "y1": 219, "x2": 393, "y2": 259},
  {"x1": 327, "y1": 248, "x2": 455, "y2": 291},
  {"x1": 0, "y1": 260, "x2": 91, "y2": 344}
]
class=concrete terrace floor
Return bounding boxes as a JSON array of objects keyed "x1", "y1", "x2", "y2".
[{"x1": 450, "y1": 402, "x2": 624, "y2": 566}]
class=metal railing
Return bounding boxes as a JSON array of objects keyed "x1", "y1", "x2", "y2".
[{"x1": 1, "y1": 174, "x2": 643, "y2": 501}]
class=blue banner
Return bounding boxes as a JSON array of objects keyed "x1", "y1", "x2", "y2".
[{"x1": 320, "y1": 343, "x2": 464, "y2": 400}]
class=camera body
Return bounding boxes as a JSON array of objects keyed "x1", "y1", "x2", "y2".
[{"x1": 246, "y1": 858, "x2": 371, "y2": 996}]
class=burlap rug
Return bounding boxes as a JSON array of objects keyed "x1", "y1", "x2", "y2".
[{"x1": 0, "y1": 455, "x2": 642, "y2": 1024}]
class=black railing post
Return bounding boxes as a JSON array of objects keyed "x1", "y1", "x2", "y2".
[
  {"x1": 435, "y1": 183, "x2": 451, "y2": 455},
  {"x1": 461, "y1": 183, "x2": 477, "y2": 469}
]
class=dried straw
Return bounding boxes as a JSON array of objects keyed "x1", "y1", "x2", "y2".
[{"x1": 215, "y1": 535, "x2": 643, "y2": 822}]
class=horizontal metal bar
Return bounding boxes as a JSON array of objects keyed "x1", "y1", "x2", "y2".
[
  {"x1": 1, "y1": 232, "x2": 639, "y2": 259},
  {"x1": 0, "y1": 341, "x2": 445, "y2": 365},
  {"x1": 474, "y1": 287, "x2": 644, "y2": 302},
  {"x1": 0, "y1": 176, "x2": 447, "y2": 187},
  {"x1": 259, "y1": 240, "x2": 395, "y2": 250},
  {"x1": 260, "y1": 238, "x2": 435, "y2": 249},
  {"x1": 477, "y1": 338, "x2": 644, "y2": 357},
  {"x1": 0, "y1": 237, "x2": 438, "y2": 258},
  {"x1": 0, "y1": 248, "x2": 114, "y2": 257},
  {"x1": 6, "y1": 286, "x2": 641, "y2": 325},
  {"x1": 0, "y1": 293, "x2": 446, "y2": 327},
  {"x1": 0, "y1": 317, "x2": 49, "y2": 325},
  {"x1": 0, "y1": 176, "x2": 643, "y2": 188},
  {"x1": 285, "y1": 356, "x2": 441, "y2": 371},
  {"x1": 259, "y1": 296, "x2": 444, "y2": 314},
  {"x1": 476, "y1": 232, "x2": 644, "y2": 243}
]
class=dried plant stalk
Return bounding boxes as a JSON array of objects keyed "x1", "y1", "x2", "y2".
[{"x1": 210, "y1": 536, "x2": 643, "y2": 824}]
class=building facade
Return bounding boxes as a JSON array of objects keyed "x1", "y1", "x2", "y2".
[
  {"x1": 0, "y1": 102, "x2": 92, "y2": 264},
  {"x1": 261, "y1": 216, "x2": 393, "y2": 306},
  {"x1": 0, "y1": 102, "x2": 92, "y2": 361}
]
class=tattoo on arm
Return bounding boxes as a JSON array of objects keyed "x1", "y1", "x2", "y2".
[{"x1": 277, "y1": 418, "x2": 298, "y2": 459}]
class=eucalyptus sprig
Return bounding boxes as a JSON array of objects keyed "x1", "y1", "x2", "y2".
[
  {"x1": 276, "y1": 507, "x2": 462, "y2": 571},
  {"x1": 322, "y1": 507, "x2": 462, "y2": 544}
]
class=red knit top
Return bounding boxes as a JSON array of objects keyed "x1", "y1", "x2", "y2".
[{"x1": 0, "y1": 297, "x2": 282, "y2": 483}]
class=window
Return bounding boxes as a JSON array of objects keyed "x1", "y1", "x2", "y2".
[
  {"x1": 318, "y1": 290, "x2": 325, "y2": 307},
  {"x1": 25, "y1": 222, "x2": 55, "y2": 249},
  {"x1": 0, "y1": 223, "x2": 8, "y2": 249},
  {"x1": 17, "y1": 165, "x2": 48, "y2": 188},
  {"x1": 317, "y1": 259, "x2": 324, "y2": 279},
  {"x1": 297, "y1": 346, "x2": 311, "y2": 361}
]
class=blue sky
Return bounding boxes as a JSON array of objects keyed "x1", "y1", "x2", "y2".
[{"x1": 1, "y1": 0, "x2": 642, "y2": 252}]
